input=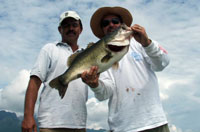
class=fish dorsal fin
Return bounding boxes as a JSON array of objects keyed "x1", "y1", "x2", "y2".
[
  {"x1": 112, "y1": 62, "x2": 119, "y2": 70},
  {"x1": 87, "y1": 42, "x2": 95, "y2": 48},
  {"x1": 101, "y1": 52, "x2": 113, "y2": 63},
  {"x1": 67, "y1": 50, "x2": 83, "y2": 67}
]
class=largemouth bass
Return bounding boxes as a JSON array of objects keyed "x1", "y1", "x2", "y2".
[{"x1": 49, "y1": 24, "x2": 132, "y2": 98}]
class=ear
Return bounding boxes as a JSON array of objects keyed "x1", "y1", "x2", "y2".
[
  {"x1": 79, "y1": 28, "x2": 83, "y2": 34},
  {"x1": 58, "y1": 26, "x2": 62, "y2": 34}
]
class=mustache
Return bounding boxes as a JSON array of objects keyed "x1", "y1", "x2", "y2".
[
  {"x1": 107, "y1": 27, "x2": 116, "y2": 33},
  {"x1": 66, "y1": 30, "x2": 76, "y2": 35}
]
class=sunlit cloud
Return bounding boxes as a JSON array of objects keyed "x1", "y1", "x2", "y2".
[
  {"x1": 0, "y1": 70, "x2": 29, "y2": 114},
  {"x1": 87, "y1": 97, "x2": 109, "y2": 129}
]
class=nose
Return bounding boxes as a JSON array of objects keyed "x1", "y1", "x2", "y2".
[
  {"x1": 108, "y1": 22, "x2": 115, "y2": 27},
  {"x1": 69, "y1": 25, "x2": 74, "y2": 30}
]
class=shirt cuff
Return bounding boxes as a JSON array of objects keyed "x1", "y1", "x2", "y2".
[
  {"x1": 90, "y1": 80, "x2": 103, "y2": 93},
  {"x1": 143, "y1": 40, "x2": 159, "y2": 54}
]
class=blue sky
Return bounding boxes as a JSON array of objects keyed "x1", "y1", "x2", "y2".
[{"x1": 0, "y1": 0, "x2": 200, "y2": 131}]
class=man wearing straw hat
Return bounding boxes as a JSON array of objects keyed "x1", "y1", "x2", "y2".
[{"x1": 82, "y1": 6, "x2": 170, "y2": 132}]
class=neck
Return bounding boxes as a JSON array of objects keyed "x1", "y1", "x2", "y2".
[
  {"x1": 70, "y1": 44, "x2": 79, "y2": 52},
  {"x1": 62, "y1": 40, "x2": 78, "y2": 52}
]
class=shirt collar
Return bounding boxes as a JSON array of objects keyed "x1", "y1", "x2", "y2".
[
  {"x1": 56, "y1": 42, "x2": 70, "y2": 47},
  {"x1": 56, "y1": 42, "x2": 83, "y2": 52}
]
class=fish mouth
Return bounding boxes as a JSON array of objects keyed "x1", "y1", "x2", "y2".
[{"x1": 107, "y1": 45, "x2": 127, "y2": 52}]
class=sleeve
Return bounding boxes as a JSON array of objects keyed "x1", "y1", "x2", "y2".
[
  {"x1": 30, "y1": 47, "x2": 51, "y2": 82},
  {"x1": 143, "y1": 40, "x2": 170, "y2": 71},
  {"x1": 90, "y1": 70, "x2": 115, "y2": 101}
]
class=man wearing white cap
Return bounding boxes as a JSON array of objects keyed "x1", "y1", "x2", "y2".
[
  {"x1": 22, "y1": 11, "x2": 87, "y2": 132},
  {"x1": 82, "y1": 6, "x2": 170, "y2": 132}
]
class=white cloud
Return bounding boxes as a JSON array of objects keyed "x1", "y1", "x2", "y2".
[
  {"x1": 161, "y1": 73, "x2": 200, "y2": 132},
  {"x1": 0, "y1": 70, "x2": 29, "y2": 113},
  {"x1": 87, "y1": 97, "x2": 109, "y2": 130},
  {"x1": 160, "y1": 93, "x2": 169, "y2": 100},
  {"x1": 169, "y1": 124, "x2": 183, "y2": 132}
]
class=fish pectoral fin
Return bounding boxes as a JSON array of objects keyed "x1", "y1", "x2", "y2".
[
  {"x1": 112, "y1": 62, "x2": 119, "y2": 70},
  {"x1": 101, "y1": 53, "x2": 113, "y2": 63},
  {"x1": 49, "y1": 77, "x2": 68, "y2": 99}
]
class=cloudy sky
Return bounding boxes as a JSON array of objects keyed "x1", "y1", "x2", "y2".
[{"x1": 0, "y1": 0, "x2": 200, "y2": 131}]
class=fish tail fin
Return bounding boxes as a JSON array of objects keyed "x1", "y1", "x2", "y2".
[
  {"x1": 58, "y1": 84, "x2": 68, "y2": 99},
  {"x1": 49, "y1": 76, "x2": 68, "y2": 99}
]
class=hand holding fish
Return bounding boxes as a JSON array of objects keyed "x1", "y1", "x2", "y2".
[
  {"x1": 131, "y1": 24, "x2": 151, "y2": 47},
  {"x1": 81, "y1": 66, "x2": 100, "y2": 88}
]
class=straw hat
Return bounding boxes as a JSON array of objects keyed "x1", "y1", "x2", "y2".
[{"x1": 90, "y1": 6, "x2": 133, "y2": 38}]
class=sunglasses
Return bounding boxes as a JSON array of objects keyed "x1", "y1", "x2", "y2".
[{"x1": 101, "y1": 18, "x2": 121, "y2": 27}]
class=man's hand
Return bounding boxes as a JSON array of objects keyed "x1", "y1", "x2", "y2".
[
  {"x1": 21, "y1": 115, "x2": 37, "y2": 132},
  {"x1": 81, "y1": 66, "x2": 99, "y2": 88},
  {"x1": 131, "y1": 24, "x2": 151, "y2": 47},
  {"x1": 21, "y1": 76, "x2": 41, "y2": 132}
]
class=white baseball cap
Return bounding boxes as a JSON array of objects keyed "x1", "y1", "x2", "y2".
[{"x1": 59, "y1": 11, "x2": 81, "y2": 26}]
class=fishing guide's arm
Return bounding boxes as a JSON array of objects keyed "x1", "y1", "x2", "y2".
[{"x1": 81, "y1": 66, "x2": 114, "y2": 101}]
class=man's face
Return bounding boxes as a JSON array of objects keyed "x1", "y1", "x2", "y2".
[
  {"x1": 101, "y1": 15, "x2": 122, "y2": 36},
  {"x1": 59, "y1": 18, "x2": 82, "y2": 43}
]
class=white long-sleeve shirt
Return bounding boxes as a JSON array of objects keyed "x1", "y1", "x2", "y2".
[{"x1": 91, "y1": 39, "x2": 170, "y2": 132}]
